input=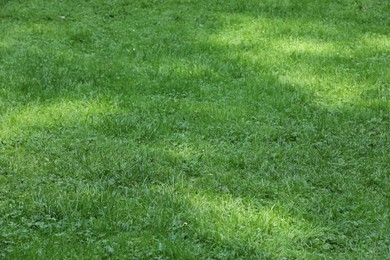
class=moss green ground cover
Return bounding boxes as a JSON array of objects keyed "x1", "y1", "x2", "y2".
[{"x1": 0, "y1": 0, "x2": 389, "y2": 258}]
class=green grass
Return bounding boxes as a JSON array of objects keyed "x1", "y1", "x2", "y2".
[{"x1": 0, "y1": 0, "x2": 389, "y2": 258}]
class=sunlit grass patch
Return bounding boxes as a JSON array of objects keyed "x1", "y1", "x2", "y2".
[
  {"x1": 0, "y1": 0, "x2": 389, "y2": 258},
  {"x1": 209, "y1": 12, "x2": 389, "y2": 108},
  {"x1": 0, "y1": 97, "x2": 119, "y2": 138},
  {"x1": 186, "y1": 191, "x2": 324, "y2": 257}
]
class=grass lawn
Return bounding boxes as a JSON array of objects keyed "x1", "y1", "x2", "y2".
[{"x1": 0, "y1": 0, "x2": 389, "y2": 258}]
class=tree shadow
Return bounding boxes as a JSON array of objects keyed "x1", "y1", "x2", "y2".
[{"x1": 1, "y1": 0, "x2": 389, "y2": 258}]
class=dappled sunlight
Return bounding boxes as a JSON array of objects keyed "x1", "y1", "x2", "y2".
[
  {"x1": 207, "y1": 12, "x2": 389, "y2": 109},
  {"x1": 136, "y1": 183, "x2": 326, "y2": 257},
  {"x1": 157, "y1": 58, "x2": 213, "y2": 79},
  {"x1": 181, "y1": 188, "x2": 324, "y2": 257},
  {"x1": 279, "y1": 77, "x2": 363, "y2": 107},
  {"x1": 272, "y1": 38, "x2": 336, "y2": 55},
  {"x1": 165, "y1": 144, "x2": 196, "y2": 161},
  {"x1": 361, "y1": 34, "x2": 390, "y2": 51},
  {"x1": 210, "y1": 14, "x2": 343, "y2": 48},
  {"x1": 1, "y1": 0, "x2": 389, "y2": 258},
  {"x1": 178, "y1": 99, "x2": 247, "y2": 121},
  {"x1": 0, "y1": 97, "x2": 119, "y2": 138}
]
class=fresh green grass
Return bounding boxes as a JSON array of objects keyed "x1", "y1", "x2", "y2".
[{"x1": 1, "y1": 0, "x2": 389, "y2": 258}]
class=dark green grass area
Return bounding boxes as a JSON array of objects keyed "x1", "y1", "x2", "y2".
[{"x1": 1, "y1": 0, "x2": 389, "y2": 258}]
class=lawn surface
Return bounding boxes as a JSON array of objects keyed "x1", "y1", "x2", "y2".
[{"x1": 0, "y1": 0, "x2": 389, "y2": 258}]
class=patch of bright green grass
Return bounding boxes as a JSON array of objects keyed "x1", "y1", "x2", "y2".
[{"x1": 1, "y1": 0, "x2": 389, "y2": 258}]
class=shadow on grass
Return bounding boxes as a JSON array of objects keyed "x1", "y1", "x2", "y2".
[{"x1": 1, "y1": 0, "x2": 389, "y2": 258}]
